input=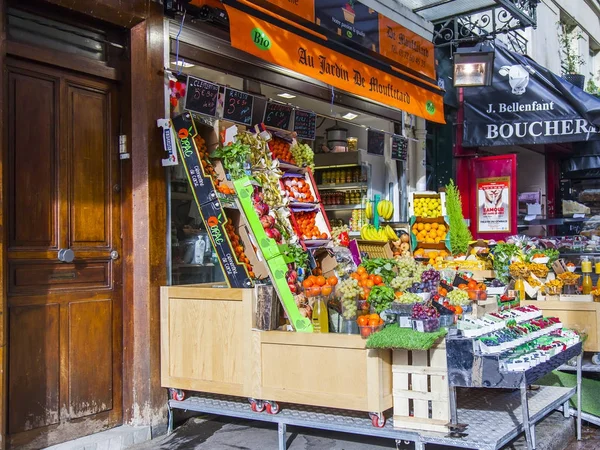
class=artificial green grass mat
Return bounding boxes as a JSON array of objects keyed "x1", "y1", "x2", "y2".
[
  {"x1": 366, "y1": 324, "x2": 447, "y2": 350},
  {"x1": 537, "y1": 370, "x2": 600, "y2": 417}
]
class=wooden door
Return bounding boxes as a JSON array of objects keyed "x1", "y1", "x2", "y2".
[{"x1": 6, "y1": 58, "x2": 122, "y2": 449}]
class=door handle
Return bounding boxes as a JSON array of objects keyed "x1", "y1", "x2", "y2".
[
  {"x1": 58, "y1": 248, "x2": 75, "y2": 263},
  {"x1": 110, "y1": 250, "x2": 119, "y2": 260}
]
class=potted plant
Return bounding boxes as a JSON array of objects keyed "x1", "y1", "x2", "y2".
[
  {"x1": 558, "y1": 22, "x2": 586, "y2": 89},
  {"x1": 585, "y1": 74, "x2": 600, "y2": 98}
]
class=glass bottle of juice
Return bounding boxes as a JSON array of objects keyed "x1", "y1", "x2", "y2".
[
  {"x1": 312, "y1": 296, "x2": 329, "y2": 333},
  {"x1": 582, "y1": 257, "x2": 593, "y2": 294},
  {"x1": 596, "y1": 258, "x2": 600, "y2": 289},
  {"x1": 514, "y1": 278, "x2": 525, "y2": 301}
]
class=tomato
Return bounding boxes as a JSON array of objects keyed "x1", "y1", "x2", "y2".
[
  {"x1": 373, "y1": 275, "x2": 383, "y2": 285},
  {"x1": 350, "y1": 273, "x2": 360, "y2": 280},
  {"x1": 327, "y1": 276, "x2": 338, "y2": 286},
  {"x1": 357, "y1": 266, "x2": 367, "y2": 275},
  {"x1": 315, "y1": 276, "x2": 327, "y2": 286},
  {"x1": 360, "y1": 327, "x2": 371, "y2": 338},
  {"x1": 321, "y1": 285, "x2": 332, "y2": 296},
  {"x1": 368, "y1": 274, "x2": 377, "y2": 281},
  {"x1": 365, "y1": 279, "x2": 375, "y2": 288},
  {"x1": 357, "y1": 315, "x2": 369, "y2": 326},
  {"x1": 302, "y1": 279, "x2": 314, "y2": 288},
  {"x1": 360, "y1": 272, "x2": 369, "y2": 281}
]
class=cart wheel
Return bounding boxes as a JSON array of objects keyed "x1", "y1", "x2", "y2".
[
  {"x1": 592, "y1": 354, "x2": 600, "y2": 365},
  {"x1": 371, "y1": 414, "x2": 386, "y2": 428},
  {"x1": 265, "y1": 401, "x2": 280, "y2": 414},
  {"x1": 250, "y1": 400, "x2": 265, "y2": 413},
  {"x1": 171, "y1": 389, "x2": 185, "y2": 401}
]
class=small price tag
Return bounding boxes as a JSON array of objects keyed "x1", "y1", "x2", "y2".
[
  {"x1": 573, "y1": 213, "x2": 586, "y2": 219},
  {"x1": 524, "y1": 215, "x2": 536, "y2": 222}
]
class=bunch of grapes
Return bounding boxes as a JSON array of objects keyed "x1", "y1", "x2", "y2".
[
  {"x1": 396, "y1": 256, "x2": 417, "y2": 278},
  {"x1": 447, "y1": 289, "x2": 470, "y2": 306},
  {"x1": 390, "y1": 276, "x2": 416, "y2": 292},
  {"x1": 395, "y1": 292, "x2": 421, "y2": 304},
  {"x1": 290, "y1": 142, "x2": 315, "y2": 170},
  {"x1": 411, "y1": 303, "x2": 440, "y2": 319},
  {"x1": 338, "y1": 278, "x2": 361, "y2": 319},
  {"x1": 420, "y1": 269, "x2": 440, "y2": 295}
]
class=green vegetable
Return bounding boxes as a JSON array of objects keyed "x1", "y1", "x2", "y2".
[
  {"x1": 368, "y1": 285, "x2": 396, "y2": 313},
  {"x1": 211, "y1": 139, "x2": 251, "y2": 179},
  {"x1": 445, "y1": 179, "x2": 472, "y2": 255},
  {"x1": 281, "y1": 245, "x2": 309, "y2": 272},
  {"x1": 361, "y1": 258, "x2": 398, "y2": 284},
  {"x1": 493, "y1": 243, "x2": 522, "y2": 283},
  {"x1": 366, "y1": 324, "x2": 447, "y2": 350}
]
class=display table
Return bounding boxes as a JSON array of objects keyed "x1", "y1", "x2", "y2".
[
  {"x1": 160, "y1": 285, "x2": 392, "y2": 417},
  {"x1": 523, "y1": 300, "x2": 600, "y2": 352}
]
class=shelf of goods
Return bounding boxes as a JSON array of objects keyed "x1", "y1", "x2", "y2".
[{"x1": 160, "y1": 285, "x2": 392, "y2": 415}]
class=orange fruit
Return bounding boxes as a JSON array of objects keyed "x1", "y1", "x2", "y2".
[
  {"x1": 350, "y1": 273, "x2": 360, "y2": 280},
  {"x1": 316, "y1": 276, "x2": 327, "y2": 286},
  {"x1": 468, "y1": 280, "x2": 478, "y2": 290},
  {"x1": 321, "y1": 285, "x2": 332, "y2": 296},
  {"x1": 365, "y1": 280, "x2": 375, "y2": 288},
  {"x1": 310, "y1": 286, "x2": 322, "y2": 296},
  {"x1": 327, "y1": 276, "x2": 338, "y2": 286},
  {"x1": 468, "y1": 290, "x2": 478, "y2": 300},
  {"x1": 357, "y1": 315, "x2": 368, "y2": 326},
  {"x1": 369, "y1": 313, "x2": 380, "y2": 321},
  {"x1": 302, "y1": 279, "x2": 314, "y2": 288},
  {"x1": 360, "y1": 272, "x2": 369, "y2": 281},
  {"x1": 357, "y1": 266, "x2": 367, "y2": 275},
  {"x1": 454, "y1": 305, "x2": 463, "y2": 314},
  {"x1": 367, "y1": 319, "x2": 379, "y2": 326}
]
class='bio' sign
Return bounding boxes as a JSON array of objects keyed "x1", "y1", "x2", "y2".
[{"x1": 252, "y1": 28, "x2": 272, "y2": 51}]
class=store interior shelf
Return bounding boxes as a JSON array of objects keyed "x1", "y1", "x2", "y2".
[
  {"x1": 317, "y1": 182, "x2": 366, "y2": 190},
  {"x1": 323, "y1": 204, "x2": 362, "y2": 211}
]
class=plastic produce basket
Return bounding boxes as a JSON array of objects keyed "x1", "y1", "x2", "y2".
[{"x1": 412, "y1": 317, "x2": 440, "y2": 333}]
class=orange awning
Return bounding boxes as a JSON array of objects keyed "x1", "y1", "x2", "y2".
[{"x1": 223, "y1": 2, "x2": 445, "y2": 124}]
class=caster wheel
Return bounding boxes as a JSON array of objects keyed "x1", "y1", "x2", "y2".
[
  {"x1": 171, "y1": 389, "x2": 185, "y2": 401},
  {"x1": 592, "y1": 354, "x2": 600, "y2": 365},
  {"x1": 250, "y1": 400, "x2": 265, "y2": 413},
  {"x1": 265, "y1": 401, "x2": 280, "y2": 414},
  {"x1": 371, "y1": 414, "x2": 386, "y2": 428}
]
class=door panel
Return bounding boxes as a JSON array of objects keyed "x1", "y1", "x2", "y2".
[
  {"x1": 68, "y1": 299, "x2": 113, "y2": 419},
  {"x1": 69, "y1": 85, "x2": 110, "y2": 248},
  {"x1": 8, "y1": 304, "x2": 60, "y2": 434},
  {"x1": 6, "y1": 58, "x2": 122, "y2": 448},
  {"x1": 8, "y1": 71, "x2": 59, "y2": 250}
]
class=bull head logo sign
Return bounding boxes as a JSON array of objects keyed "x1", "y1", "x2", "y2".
[{"x1": 498, "y1": 64, "x2": 536, "y2": 95}]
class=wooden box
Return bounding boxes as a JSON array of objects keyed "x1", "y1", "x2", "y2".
[
  {"x1": 160, "y1": 285, "x2": 254, "y2": 397},
  {"x1": 253, "y1": 331, "x2": 393, "y2": 414},
  {"x1": 392, "y1": 340, "x2": 450, "y2": 432}
]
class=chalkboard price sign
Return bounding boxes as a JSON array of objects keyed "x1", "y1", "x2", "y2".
[
  {"x1": 391, "y1": 135, "x2": 408, "y2": 161},
  {"x1": 184, "y1": 76, "x2": 219, "y2": 117},
  {"x1": 367, "y1": 129, "x2": 385, "y2": 156},
  {"x1": 263, "y1": 102, "x2": 293, "y2": 130},
  {"x1": 293, "y1": 109, "x2": 317, "y2": 141},
  {"x1": 223, "y1": 88, "x2": 254, "y2": 125}
]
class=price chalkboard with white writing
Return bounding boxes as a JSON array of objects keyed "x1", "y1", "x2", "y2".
[
  {"x1": 391, "y1": 134, "x2": 408, "y2": 161},
  {"x1": 223, "y1": 88, "x2": 254, "y2": 125},
  {"x1": 263, "y1": 102, "x2": 293, "y2": 130},
  {"x1": 367, "y1": 129, "x2": 385, "y2": 156},
  {"x1": 293, "y1": 109, "x2": 317, "y2": 140},
  {"x1": 184, "y1": 76, "x2": 220, "y2": 117}
]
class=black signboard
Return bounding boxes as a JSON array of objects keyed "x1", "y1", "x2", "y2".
[
  {"x1": 463, "y1": 42, "x2": 600, "y2": 147},
  {"x1": 184, "y1": 76, "x2": 219, "y2": 117},
  {"x1": 171, "y1": 112, "x2": 218, "y2": 204},
  {"x1": 293, "y1": 109, "x2": 317, "y2": 140},
  {"x1": 367, "y1": 129, "x2": 385, "y2": 156},
  {"x1": 263, "y1": 102, "x2": 293, "y2": 130},
  {"x1": 391, "y1": 135, "x2": 408, "y2": 161},
  {"x1": 314, "y1": 0, "x2": 379, "y2": 52},
  {"x1": 223, "y1": 88, "x2": 254, "y2": 125}
]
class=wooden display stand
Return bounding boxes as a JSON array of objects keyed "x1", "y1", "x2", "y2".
[
  {"x1": 392, "y1": 340, "x2": 450, "y2": 433},
  {"x1": 160, "y1": 285, "x2": 393, "y2": 415},
  {"x1": 523, "y1": 300, "x2": 600, "y2": 352}
]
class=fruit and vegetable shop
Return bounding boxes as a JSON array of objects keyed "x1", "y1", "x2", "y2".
[{"x1": 159, "y1": 2, "x2": 595, "y2": 450}]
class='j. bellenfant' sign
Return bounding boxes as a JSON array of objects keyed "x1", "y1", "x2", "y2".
[{"x1": 463, "y1": 43, "x2": 600, "y2": 147}]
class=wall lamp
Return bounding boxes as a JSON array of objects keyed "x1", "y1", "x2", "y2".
[{"x1": 453, "y1": 44, "x2": 495, "y2": 87}]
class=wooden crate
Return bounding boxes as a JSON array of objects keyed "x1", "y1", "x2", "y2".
[{"x1": 392, "y1": 340, "x2": 450, "y2": 432}]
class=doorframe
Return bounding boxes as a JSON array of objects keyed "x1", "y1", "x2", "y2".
[{"x1": 0, "y1": 0, "x2": 168, "y2": 447}]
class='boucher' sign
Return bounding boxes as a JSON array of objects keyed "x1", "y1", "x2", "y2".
[{"x1": 463, "y1": 43, "x2": 600, "y2": 147}]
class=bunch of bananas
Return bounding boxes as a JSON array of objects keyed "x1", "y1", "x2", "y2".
[
  {"x1": 365, "y1": 200, "x2": 394, "y2": 221},
  {"x1": 360, "y1": 224, "x2": 399, "y2": 241}
]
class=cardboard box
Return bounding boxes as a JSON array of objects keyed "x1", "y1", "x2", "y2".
[{"x1": 226, "y1": 207, "x2": 269, "y2": 280}]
